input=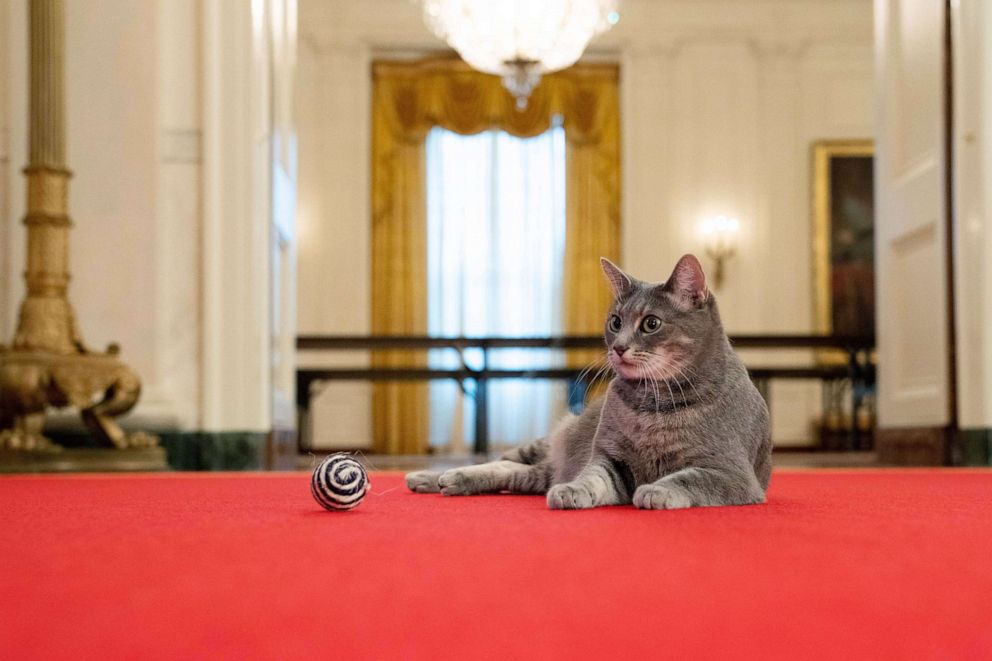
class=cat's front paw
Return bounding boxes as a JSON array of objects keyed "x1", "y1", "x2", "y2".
[
  {"x1": 437, "y1": 469, "x2": 476, "y2": 496},
  {"x1": 547, "y1": 483, "x2": 596, "y2": 510},
  {"x1": 405, "y1": 470, "x2": 442, "y2": 494},
  {"x1": 633, "y1": 484, "x2": 693, "y2": 510}
]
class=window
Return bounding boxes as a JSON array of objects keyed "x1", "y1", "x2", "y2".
[{"x1": 426, "y1": 122, "x2": 567, "y2": 451}]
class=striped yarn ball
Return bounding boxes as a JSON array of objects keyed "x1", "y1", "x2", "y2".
[{"x1": 311, "y1": 454, "x2": 370, "y2": 511}]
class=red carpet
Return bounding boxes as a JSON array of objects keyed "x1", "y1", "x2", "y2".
[{"x1": 2, "y1": 470, "x2": 991, "y2": 660}]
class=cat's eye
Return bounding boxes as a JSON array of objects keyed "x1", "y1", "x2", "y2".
[
  {"x1": 640, "y1": 315, "x2": 662, "y2": 333},
  {"x1": 608, "y1": 315, "x2": 622, "y2": 332}
]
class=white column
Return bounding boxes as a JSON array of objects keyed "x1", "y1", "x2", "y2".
[{"x1": 201, "y1": 0, "x2": 272, "y2": 432}]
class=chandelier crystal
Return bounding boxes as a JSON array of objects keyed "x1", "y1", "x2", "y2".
[{"x1": 420, "y1": 0, "x2": 620, "y2": 108}]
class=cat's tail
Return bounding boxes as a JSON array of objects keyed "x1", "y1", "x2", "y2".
[{"x1": 500, "y1": 437, "x2": 550, "y2": 465}]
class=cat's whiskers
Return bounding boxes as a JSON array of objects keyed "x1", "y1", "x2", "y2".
[
  {"x1": 574, "y1": 354, "x2": 607, "y2": 384},
  {"x1": 672, "y1": 363, "x2": 705, "y2": 405},
  {"x1": 641, "y1": 360, "x2": 661, "y2": 415},
  {"x1": 637, "y1": 350, "x2": 686, "y2": 408},
  {"x1": 578, "y1": 355, "x2": 610, "y2": 386},
  {"x1": 639, "y1": 361, "x2": 658, "y2": 410},
  {"x1": 628, "y1": 351, "x2": 660, "y2": 412},
  {"x1": 574, "y1": 353, "x2": 621, "y2": 407},
  {"x1": 646, "y1": 363, "x2": 675, "y2": 414},
  {"x1": 637, "y1": 369, "x2": 648, "y2": 408},
  {"x1": 643, "y1": 361, "x2": 663, "y2": 414},
  {"x1": 655, "y1": 363, "x2": 678, "y2": 411},
  {"x1": 675, "y1": 373, "x2": 689, "y2": 406},
  {"x1": 652, "y1": 368, "x2": 663, "y2": 414},
  {"x1": 593, "y1": 360, "x2": 614, "y2": 385},
  {"x1": 675, "y1": 363, "x2": 710, "y2": 405}
]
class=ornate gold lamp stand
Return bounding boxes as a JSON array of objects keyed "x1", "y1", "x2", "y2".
[{"x1": 0, "y1": 0, "x2": 161, "y2": 466}]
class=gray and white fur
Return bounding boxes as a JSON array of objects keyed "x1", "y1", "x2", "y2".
[{"x1": 406, "y1": 255, "x2": 771, "y2": 510}]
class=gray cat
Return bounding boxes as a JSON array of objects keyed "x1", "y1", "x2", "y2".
[{"x1": 406, "y1": 255, "x2": 771, "y2": 510}]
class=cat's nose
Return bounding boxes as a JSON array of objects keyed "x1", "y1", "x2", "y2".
[{"x1": 613, "y1": 345, "x2": 628, "y2": 357}]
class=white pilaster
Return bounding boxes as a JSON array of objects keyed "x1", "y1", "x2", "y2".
[
  {"x1": 952, "y1": 0, "x2": 992, "y2": 429},
  {"x1": 201, "y1": 0, "x2": 272, "y2": 432}
]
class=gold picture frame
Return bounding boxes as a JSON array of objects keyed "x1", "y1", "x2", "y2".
[{"x1": 811, "y1": 140, "x2": 875, "y2": 362}]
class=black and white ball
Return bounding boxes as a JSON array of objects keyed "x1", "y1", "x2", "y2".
[{"x1": 311, "y1": 454, "x2": 370, "y2": 511}]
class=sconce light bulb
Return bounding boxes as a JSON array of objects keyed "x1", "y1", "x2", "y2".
[
  {"x1": 701, "y1": 215, "x2": 740, "y2": 257},
  {"x1": 701, "y1": 214, "x2": 739, "y2": 237},
  {"x1": 700, "y1": 215, "x2": 740, "y2": 290}
]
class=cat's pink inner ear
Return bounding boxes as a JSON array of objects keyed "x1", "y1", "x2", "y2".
[
  {"x1": 600, "y1": 257, "x2": 632, "y2": 298},
  {"x1": 668, "y1": 254, "x2": 709, "y2": 305}
]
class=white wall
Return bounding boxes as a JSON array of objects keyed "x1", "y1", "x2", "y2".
[
  {"x1": 1, "y1": 0, "x2": 27, "y2": 348},
  {"x1": 296, "y1": 0, "x2": 875, "y2": 448},
  {"x1": 0, "y1": 0, "x2": 286, "y2": 435},
  {"x1": 296, "y1": 28, "x2": 374, "y2": 449}
]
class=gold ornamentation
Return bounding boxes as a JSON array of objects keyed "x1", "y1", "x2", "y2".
[
  {"x1": 0, "y1": 349, "x2": 155, "y2": 451},
  {"x1": 811, "y1": 139, "x2": 874, "y2": 334},
  {"x1": 0, "y1": 0, "x2": 157, "y2": 453},
  {"x1": 811, "y1": 139, "x2": 874, "y2": 366}
]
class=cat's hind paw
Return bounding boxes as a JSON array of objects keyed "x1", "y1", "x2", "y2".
[
  {"x1": 405, "y1": 470, "x2": 442, "y2": 493},
  {"x1": 633, "y1": 484, "x2": 693, "y2": 510},
  {"x1": 547, "y1": 483, "x2": 596, "y2": 510}
]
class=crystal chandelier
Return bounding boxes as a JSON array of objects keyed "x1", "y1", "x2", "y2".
[{"x1": 420, "y1": 0, "x2": 620, "y2": 108}]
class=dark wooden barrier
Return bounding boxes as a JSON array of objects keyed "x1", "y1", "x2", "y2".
[{"x1": 296, "y1": 335, "x2": 875, "y2": 454}]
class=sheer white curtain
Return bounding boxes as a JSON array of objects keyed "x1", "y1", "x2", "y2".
[{"x1": 426, "y1": 123, "x2": 568, "y2": 452}]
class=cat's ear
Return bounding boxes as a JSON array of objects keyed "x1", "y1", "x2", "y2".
[
  {"x1": 663, "y1": 254, "x2": 710, "y2": 309},
  {"x1": 600, "y1": 257, "x2": 634, "y2": 298}
]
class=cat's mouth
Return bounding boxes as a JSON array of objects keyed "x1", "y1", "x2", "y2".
[
  {"x1": 609, "y1": 353, "x2": 643, "y2": 379},
  {"x1": 609, "y1": 351, "x2": 677, "y2": 381}
]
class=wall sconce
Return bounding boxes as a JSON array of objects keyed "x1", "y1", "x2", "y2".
[{"x1": 700, "y1": 215, "x2": 740, "y2": 289}]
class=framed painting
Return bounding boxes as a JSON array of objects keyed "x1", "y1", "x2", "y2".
[{"x1": 811, "y1": 140, "x2": 875, "y2": 342}]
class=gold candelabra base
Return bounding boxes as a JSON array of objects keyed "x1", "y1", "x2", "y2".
[
  {"x1": 0, "y1": 0, "x2": 158, "y2": 459},
  {"x1": 0, "y1": 164, "x2": 157, "y2": 455},
  {"x1": 0, "y1": 347, "x2": 158, "y2": 452}
]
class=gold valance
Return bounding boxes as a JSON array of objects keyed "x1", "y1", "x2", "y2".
[{"x1": 373, "y1": 59, "x2": 619, "y2": 143}]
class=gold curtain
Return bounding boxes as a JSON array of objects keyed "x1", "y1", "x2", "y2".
[{"x1": 371, "y1": 58, "x2": 620, "y2": 454}]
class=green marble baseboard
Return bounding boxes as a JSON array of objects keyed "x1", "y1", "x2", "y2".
[
  {"x1": 158, "y1": 431, "x2": 271, "y2": 471},
  {"x1": 40, "y1": 429, "x2": 286, "y2": 471},
  {"x1": 954, "y1": 429, "x2": 992, "y2": 466},
  {"x1": 0, "y1": 446, "x2": 169, "y2": 473}
]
